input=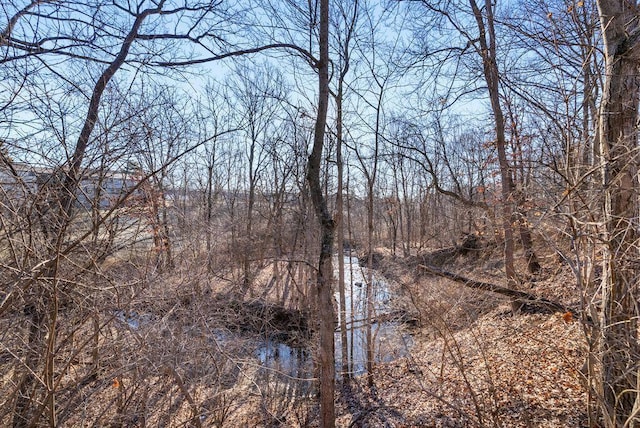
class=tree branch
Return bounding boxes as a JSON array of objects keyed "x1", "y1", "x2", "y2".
[{"x1": 152, "y1": 43, "x2": 318, "y2": 68}]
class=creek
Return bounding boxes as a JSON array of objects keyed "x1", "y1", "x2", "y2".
[
  {"x1": 257, "y1": 254, "x2": 413, "y2": 380},
  {"x1": 113, "y1": 255, "x2": 413, "y2": 386}
]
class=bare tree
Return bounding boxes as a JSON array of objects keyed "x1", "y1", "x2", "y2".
[
  {"x1": 305, "y1": 0, "x2": 336, "y2": 425},
  {"x1": 228, "y1": 62, "x2": 288, "y2": 295},
  {"x1": 133, "y1": 86, "x2": 197, "y2": 270},
  {"x1": 332, "y1": 0, "x2": 360, "y2": 383},
  {"x1": 405, "y1": 0, "x2": 543, "y2": 302},
  {"x1": 1, "y1": 1, "x2": 290, "y2": 424},
  {"x1": 8, "y1": 3, "x2": 186, "y2": 423},
  {"x1": 465, "y1": 0, "x2": 521, "y2": 305}
]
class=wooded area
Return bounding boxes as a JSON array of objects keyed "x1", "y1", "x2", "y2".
[{"x1": 1, "y1": 0, "x2": 640, "y2": 426}]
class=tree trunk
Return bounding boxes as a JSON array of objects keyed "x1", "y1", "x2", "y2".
[
  {"x1": 243, "y1": 182, "x2": 255, "y2": 294},
  {"x1": 507, "y1": 105, "x2": 541, "y2": 275},
  {"x1": 336, "y1": 83, "x2": 350, "y2": 381},
  {"x1": 306, "y1": 0, "x2": 335, "y2": 424},
  {"x1": 334, "y1": 0, "x2": 357, "y2": 382},
  {"x1": 206, "y1": 163, "x2": 214, "y2": 271},
  {"x1": 469, "y1": 0, "x2": 518, "y2": 308},
  {"x1": 596, "y1": 2, "x2": 640, "y2": 425},
  {"x1": 13, "y1": 302, "x2": 46, "y2": 428},
  {"x1": 517, "y1": 216, "x2": 541, "y2": 274},
  {"x1": 158, "y1": 179, "x2": 173, "y2": 269},
  {"x1": 366, "y1": 185, "x2": 375, "y2": 387},
  {"x1": 363, "y1": 79, "x2": 384, "y2": 388}
]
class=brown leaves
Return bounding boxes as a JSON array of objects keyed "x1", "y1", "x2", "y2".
[
  {"x1": 562, "y1": 311, "x2": 574, "y2": 323},
  {"x1": 363, "y1": 309, "x2": 588, "y2": 427}
]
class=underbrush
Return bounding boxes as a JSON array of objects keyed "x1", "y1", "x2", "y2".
[
  {"x1": 2, "y1": 236, "x2": 591, "y2": 427},
  {"x1": 1, "y1": 257, "x2": 319, "y2": 427}
]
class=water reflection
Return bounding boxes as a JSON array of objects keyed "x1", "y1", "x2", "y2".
[
  {"x1": 257, "y1": 340, "x2": 312, "y2": 378},
  {"x1": 334, "y1": 255, "x2": 413, "y2": 375},
  {"x1": 256, "y1": 255, "x2": 413, "y2": 379},
  {"x1": 113, "y1": 310, "x2": 154, "y2": 329},
  {"x1": 255, "y1": 338, "x2": 315, "y2": 400}
]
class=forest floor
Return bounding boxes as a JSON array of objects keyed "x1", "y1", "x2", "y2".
[
  {"x1": 332, "y1": 243, "x2": 591, "y2": 427},
  {"x1": 0, "y1": 238, "x2": 592, "y2": 427}
]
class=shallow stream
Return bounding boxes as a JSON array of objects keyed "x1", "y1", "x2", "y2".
[
  {"x1": 257, "y1": 254, "x2": 413, "y2": 379},
  {"x1": 113, "y1": 254, "x2": 413, "y2": 386}
]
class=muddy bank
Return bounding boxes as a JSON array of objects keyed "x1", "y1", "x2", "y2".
[{"x1": 211, "y1": 296, "x2": 312, "y2": 345}]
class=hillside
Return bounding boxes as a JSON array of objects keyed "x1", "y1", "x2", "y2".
[{"x1": 332, "y1": 246, "x2": 589, "y2": 427}]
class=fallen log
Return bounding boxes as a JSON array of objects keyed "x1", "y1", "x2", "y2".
[
  {"x1": 335, "y1": 310, "x2": 420, "y2": 330},
  {"x1": 418, "y1": 264, "x2": 575, "y2": 315}
]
